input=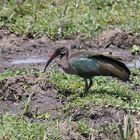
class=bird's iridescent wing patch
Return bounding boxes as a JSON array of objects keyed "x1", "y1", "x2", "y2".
[{"x1": 70, "y1": 57, "x2": 100, "y2": 77}]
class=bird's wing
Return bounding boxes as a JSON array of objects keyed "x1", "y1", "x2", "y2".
[
  {"x1": 70, "y1": 54, "x2": 130, "y2": 81},
  {"x1": 88, "y1": 54, "x2": 130, "y2": 81},
  {"x1": 69, "y1": 57, "x2": 101, "y2": 78},
  {"x1": 69, "y1": 51, "x2": 123, "y2": 61}
]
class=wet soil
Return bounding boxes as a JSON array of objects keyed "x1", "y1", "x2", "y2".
[
  {"x1": 0, "y1": 29, "x2": 140, "y2": 73},
  {"x1": 0, "y1": 28, "x2": 140, "y2": 139},
  {"x1": 0, "y1": 75, "x2": 65, "y2": 121}
]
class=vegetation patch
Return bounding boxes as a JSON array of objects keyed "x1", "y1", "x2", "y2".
[
  {"x1": 0, "y1": 114, "x2": 61, "y2": 140},
  {"x1": 1, "y1": 0, "x2": 140, "y2": 38},
  {"x1": 0, "y1": 67, "x2": 139, "y2": 139},
  {"x1": 48, "y1": 69, "x2": 140, "y2": 113}
]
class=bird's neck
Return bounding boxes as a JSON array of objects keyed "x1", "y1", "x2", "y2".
[
  {"x1": 60, "y1": 51, "x2": 77, "y2": 75},
  {"x1": 60, "y1": 51, "x2": 69, "y2": 65}
]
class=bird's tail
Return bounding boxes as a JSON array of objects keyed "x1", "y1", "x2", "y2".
[{"x1": 91, "y1": 55, "x2": 131, "y2": 81}]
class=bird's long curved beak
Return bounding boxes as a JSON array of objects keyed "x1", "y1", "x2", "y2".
[{"x1": 43, "y1": 51, "x2": 57, "y2": 72}]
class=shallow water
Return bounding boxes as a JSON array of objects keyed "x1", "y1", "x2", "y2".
[
  {"x1": 127, "y1": 57, "x2": 140, "y2": 68},
  {"x1": 11, "y1": 56, "x2": 140, "y2": 69},
  {"x1": 11, "y1": 57, "x2": 48, "y2": 65}
]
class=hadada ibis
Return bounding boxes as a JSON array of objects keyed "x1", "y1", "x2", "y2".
[{"x1": 44, "y1": 47, "x2": 130, "y2": 93}]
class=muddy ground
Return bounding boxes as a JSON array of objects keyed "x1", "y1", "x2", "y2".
[
  {"x1": 0, "y1": 28, "x2": 140, "y2": 73},
  {"x1": 0, "y1": 28, "x2": 140, "y2": 139}
]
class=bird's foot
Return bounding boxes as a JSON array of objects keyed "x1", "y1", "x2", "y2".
[
  {"x1": 79, "y1": 90, "x2": 88, "y2": 97},
  {"x1": 79, "y1": 92, "x2": 85, "y2": 97}
]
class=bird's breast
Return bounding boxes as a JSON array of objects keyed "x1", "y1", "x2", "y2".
[{"x1": 59, "y1": 62, "x2": 77, "y2": 75}]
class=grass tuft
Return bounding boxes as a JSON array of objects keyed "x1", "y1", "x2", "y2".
[
  {"x1": 1, "y1": 0, "x2": 140, "y2": 38},
  {"x1": 0, "y1": 114, "x2": 61, "y2": 140}
]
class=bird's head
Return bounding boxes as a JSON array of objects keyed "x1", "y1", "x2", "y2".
[
  {"x1": 55, "y1": 47, "x2": 68, "y2": 56},
  {"x1": 43, "y1": 47, "x2": 68, "y2": 72}
]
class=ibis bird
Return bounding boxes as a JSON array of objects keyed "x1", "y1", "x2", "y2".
[{"x1": 44, "y1": 47, "x2": 130, "y2": 93}]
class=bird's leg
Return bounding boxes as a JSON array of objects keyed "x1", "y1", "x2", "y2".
[
  {"x1": 79, "y1": 78, "x2": 88, "y2": 97},
  {"x1": 84, "y1": 78, "x2": 89, "y2": 93},
  {"x1": 80, "y1": 78, "x2": 93, "y2": 97},
  {"x1": 85, "y1": 78, "x2": 93, "y2": 92},
  {"x1": 88, "y1": 78, "x2": 93, "y2": 90}
]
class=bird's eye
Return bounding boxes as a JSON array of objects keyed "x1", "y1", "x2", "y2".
[{"x1": 60, "y1": 48, "x2": 66, "y2": 54}]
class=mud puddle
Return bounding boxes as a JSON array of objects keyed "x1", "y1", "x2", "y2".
[
  {"x1": 0, "y1": 28, "x2": 140, "y2": 72},
  {"x1": 11, "y1": 57, "x2": 48, "y2": 65},
  {"x1": 127, "y1": 57, "x2": 140, "y2": 68}
]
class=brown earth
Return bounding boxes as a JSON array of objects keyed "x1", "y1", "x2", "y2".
[
  {"x1": 0, "y1": 28, "x2": 140, "y2": 73},
  {"x1": 0, "y1": 74, "x2": 140, "y2": 139},
  {"x1": 0, "y1": 28, "x2": 140, "y2": 140}
]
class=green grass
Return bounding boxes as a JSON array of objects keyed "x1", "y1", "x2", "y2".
[
  {"x1": 48, "y1": 69, "x2": 140, "y2": 113},
  {"x1": 1, "y1": 68, "x2": 140, "y2": 113},
  {"x1": 76, "y1": 120, "x2": 91, "y2": 136},
  {"x1": 0, "y1": 114, "x2": 61, "y2": 140},
  {"x1": 0, "y1": 69, "x2": 29, "y2": 80},
  {"x1": 0, "y1": 68, "x2": 140, "y2": 139},
  {"x1": 1, "y1": 0, "x2": 140, "y2": 38}
]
